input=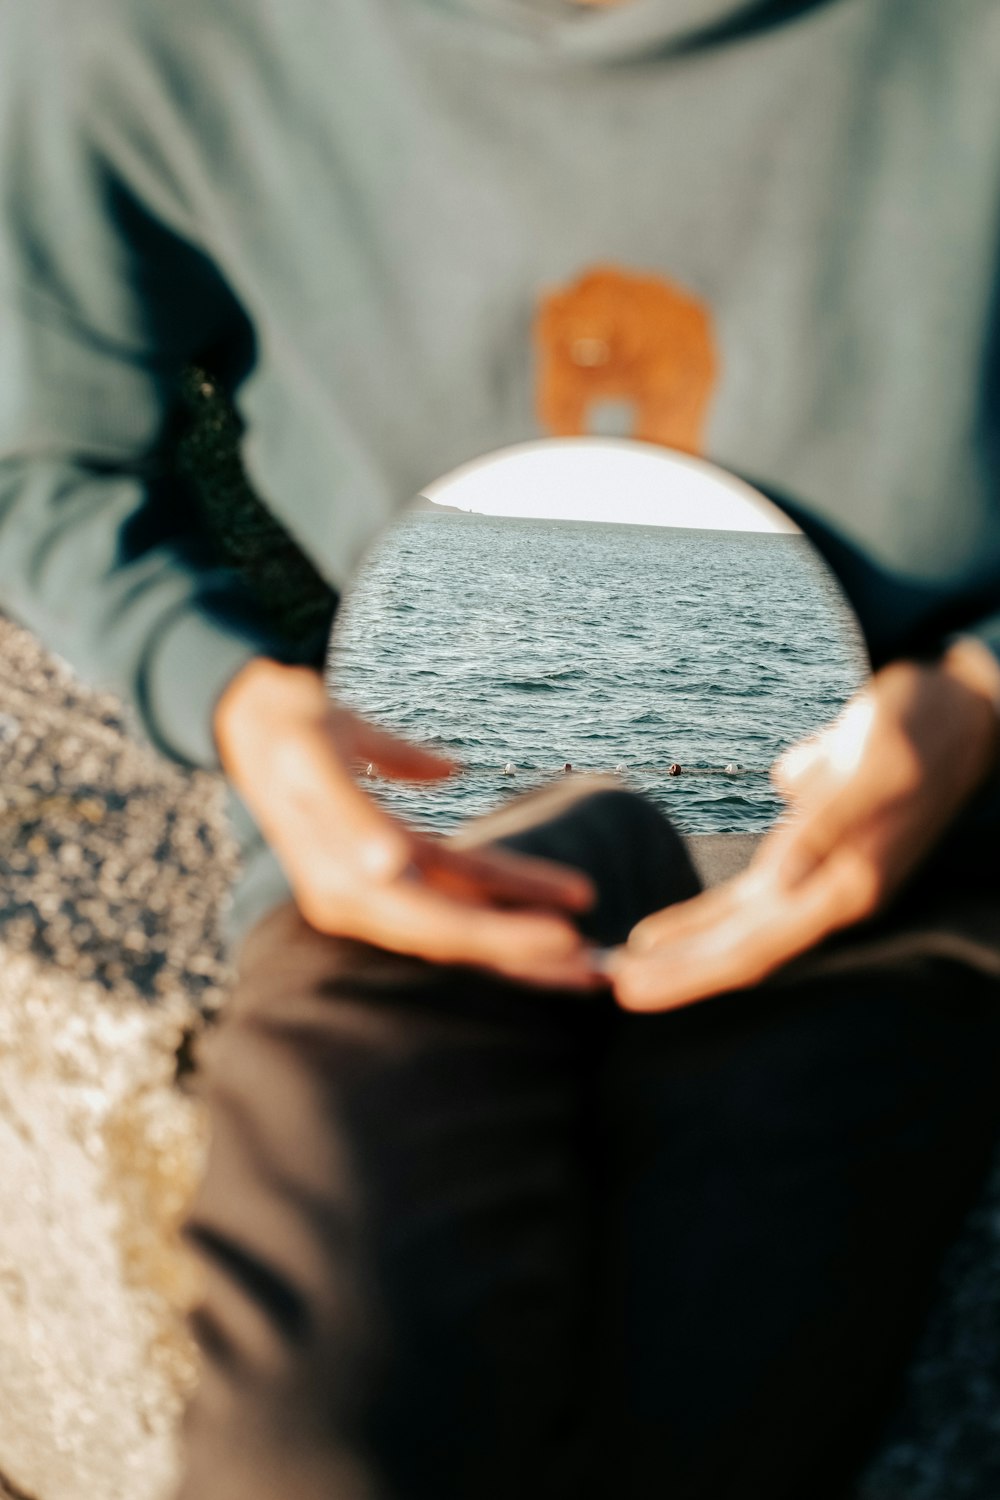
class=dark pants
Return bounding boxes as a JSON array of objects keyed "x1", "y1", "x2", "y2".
[{"x1": 176, "y1": 790, "x2": 1000, "y2": 1500}]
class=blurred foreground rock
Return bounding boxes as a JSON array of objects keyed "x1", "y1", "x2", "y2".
[
  {"x1": 1, "y1": 615, "x2": 999, "y2": 1499},
  {"x1": 0, "y1": 616, "x2": 236, "y2": 1500}
]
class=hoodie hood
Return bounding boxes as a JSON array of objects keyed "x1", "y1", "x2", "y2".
[{"x1": 436, "y1": 0, "x2": 839, "y2": 60}]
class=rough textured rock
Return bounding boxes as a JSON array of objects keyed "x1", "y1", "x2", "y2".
[
  {"x1": 0, "y1": 617, "x2": 234, "y2": 1500},
  {"x1": 0, "y1": 955, "x2": 204, "y2": 1500},
  {"x1": 1, "y1": 614, "x2": 999, "y2": 1499}
]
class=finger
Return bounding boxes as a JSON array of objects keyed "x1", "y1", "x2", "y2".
[
  {"x1": 328, "y1": 877, "x2": 601, "y2": 987},
  {"x1": 416, "y1": 838, "x2": 596, "y2": 912},
  {"x1": 626, "y1": 844, "x2": 790, "y2": 953},
  {"x1": 627, "y1": 878, "x2": 748, "y2": 954},
  {"x1": 528, "y1": 957, "x2": 610, "y2": 992},
  {"x1": 626, "y1": 795, "x2": 880, "y2": 964},
  {"x1": 625, "y1": 780, "x2": 870, "y2": 960},
  {"x1": 757, "y1": 777, "x2": 883, "y2": 891},
  {"x1": 336, "y1": 710, "x2": 458, "y2": 782},
  {"x1": 611, "y1": 843, "x2": 872, "y2": 1012}
]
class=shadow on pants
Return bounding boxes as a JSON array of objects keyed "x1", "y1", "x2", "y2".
[{"x1": 176, "y1": 787, "x2": 1000, "y2": 1500}]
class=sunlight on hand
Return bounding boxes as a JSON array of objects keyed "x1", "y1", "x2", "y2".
[{"x1": 825, "y1": 694, "x2": 877, "y2": 777}]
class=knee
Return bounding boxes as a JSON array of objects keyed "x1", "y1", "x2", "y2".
[{"x1": 498, "y1": 787, "x2": 701, "y2": 944}]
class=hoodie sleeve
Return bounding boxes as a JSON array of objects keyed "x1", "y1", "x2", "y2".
[{"x1": 0, "y1": 2, "x2": 302, "y2": 771}]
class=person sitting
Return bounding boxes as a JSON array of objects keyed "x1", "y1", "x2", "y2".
[{"x1": 2, "y1": 1, "x2": 1000, "y2": 1495}]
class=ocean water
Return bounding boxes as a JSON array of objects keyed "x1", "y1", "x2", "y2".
[{"x1": 329, "y1": 510, "x2": 866, "y2": 837}]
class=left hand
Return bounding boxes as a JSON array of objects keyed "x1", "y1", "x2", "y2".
[
  {"x1": 214, "y1": 660, "x2": 599, "y2": 987},
  {"x1": 609, "y1": 640, "x2": 1000, "y2": 1013}
]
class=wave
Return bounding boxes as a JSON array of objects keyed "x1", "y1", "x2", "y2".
[{"x1": 495, "y1": 669, "x2": 587, "y2": 692}]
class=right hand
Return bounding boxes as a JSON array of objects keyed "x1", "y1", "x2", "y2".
[
  {"x1": 214, "y1": 658, "x2": 601, "y2": 986},
  {"x1": 610, "y1": 642, "x2": 1000, "y2": 1012}
]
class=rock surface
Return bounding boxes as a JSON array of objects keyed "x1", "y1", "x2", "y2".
[
  {"x1": 0, "y1": 617, "x2": 234, "y2": 1500},
  {"x1": 1, "y1": 615, "x2": 999, "y2": 1500}
]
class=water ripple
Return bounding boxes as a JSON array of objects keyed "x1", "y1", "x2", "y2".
[{"x1": 329, "y1": 513, "x2": 864, "y2": 838}]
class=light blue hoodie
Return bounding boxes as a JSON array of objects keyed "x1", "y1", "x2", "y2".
[{"x1": 1, "y1": 0, "x2": 999, "y2": 935}]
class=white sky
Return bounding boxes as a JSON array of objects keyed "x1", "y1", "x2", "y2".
[{"x1": 424, "y1": 439, "x2": 798, "y2": 534}]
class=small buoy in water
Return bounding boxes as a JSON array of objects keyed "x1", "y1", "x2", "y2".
[
  {"x1": 724, "y1": 762, "x2": 742, "y2": 774},
  {"x1": 668, "y1": 763, "x2": 683, "y2": 777},
  {"x1": 563, "y1": 762, "x2": 573, "y2": 774},
  {"x1": 502, "y1": 762, "x2": 516, "y2": 777},
  {"x1": 614, "y1": 763, "x2": 628, "y2": 775}
]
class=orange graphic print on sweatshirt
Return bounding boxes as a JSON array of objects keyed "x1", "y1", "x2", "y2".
[{"x1": 534, "y1": 264, "x2": 718, "y2": 456}]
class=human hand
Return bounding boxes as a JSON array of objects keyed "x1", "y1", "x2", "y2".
[
  {"x1": 609, "y1": 640, "x2": 1000, "y2": 1012},
  {"x1": 214, "y1": 659, "x2": 600, "y2": 985}
]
